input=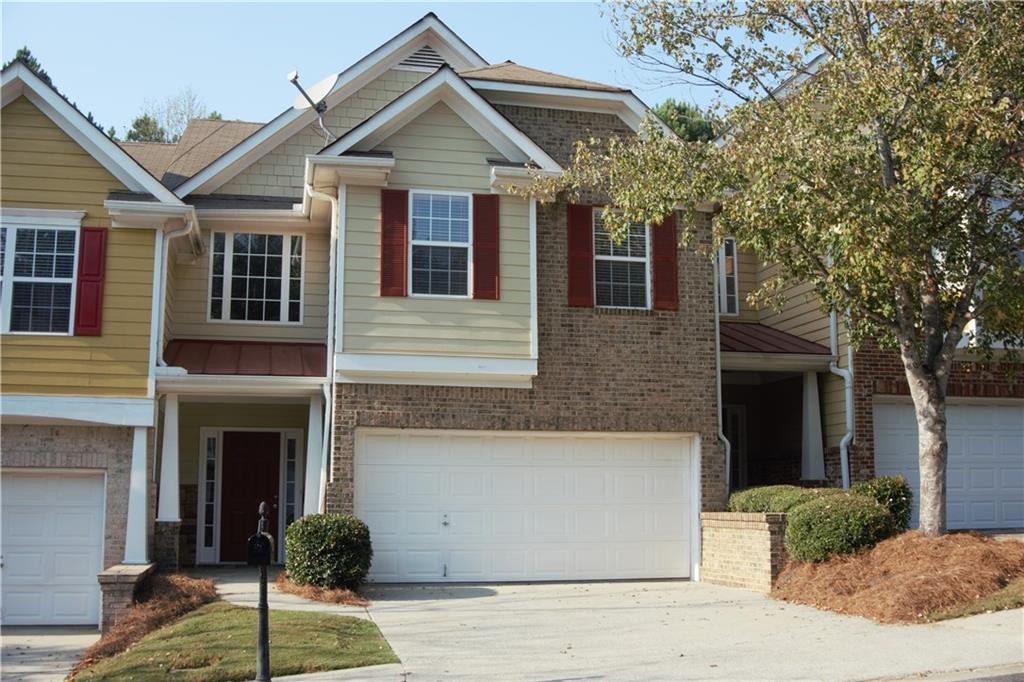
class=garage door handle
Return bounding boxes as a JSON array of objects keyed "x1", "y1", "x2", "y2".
[{"x1": 441, "y1": 514, "x2": 450, "y2": 527}]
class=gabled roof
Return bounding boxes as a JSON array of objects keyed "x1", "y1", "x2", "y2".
[
  {"x1": 459, "y1": 61, "x2": 628, "y2": 93},
  {"x1": 173, "y1": 12, "x2": 488, "y2": 197},
  {"x1": 1, "y1": 61, "x2": 185, "y2": 205},
  {"x1": 317, "y1": 66, "x2": 561, "y2": 173}
]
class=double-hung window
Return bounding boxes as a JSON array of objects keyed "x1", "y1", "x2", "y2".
[
  {"x1": 0, "y1": 212, "x2": 81, "y2": 334},
  {"x1": 718, "y1": 236, "x2": 739, "y2": 315},
  {"x1": 593, "y1": 209, "x2": 650, "y2": 309},
  {"x1": 209, "y1": 231, "x2": 303, "y2": 323},
  {"x1": 410, "y1": 191, "x2": 471, "y2": 297}
]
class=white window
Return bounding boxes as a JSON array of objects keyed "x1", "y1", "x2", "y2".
[
  {"x1": 209, "y1": 231, "x2": 303, "y2": 323},
  {"x1": 0, "y1": 209, "x2": 83, "y2": 335},
  {"x1": 409, "y1": 191, "x2": 471, "y2": 297},
  {"x1": 593, "y1": 208, "x2": 650, "y2": 309},
  {"x1": 718, "y1": 237, "x2": 739, "y2": 315}
]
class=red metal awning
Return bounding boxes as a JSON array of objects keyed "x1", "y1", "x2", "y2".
[
  {"x1": 719, "y1": 322, "x2": 830, "y2": 355},
  {"x1": 163, "y1": 339, "x2": 327, "y2": 377}
]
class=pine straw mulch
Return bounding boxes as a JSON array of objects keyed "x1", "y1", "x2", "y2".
[
  {"x1": 772, "y1": 531, "x2": 1024, "y2": 624},
  {"x1": 274, "y1": 571, "x2": 369, "y2": 607},
  {"x1": 67, "y1": 574, "x2": 218, "y2": 680}
]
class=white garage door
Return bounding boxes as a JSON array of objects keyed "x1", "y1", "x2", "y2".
[
  {"x1": 874, "y1": 402, "x2": 1024, "y2": 529},
  {"x1": 355, "y1": 430, "x2": 696, "y2": 582},
  {"x1": 1, "y1": 472, "x2": 105, "y2": 625}
]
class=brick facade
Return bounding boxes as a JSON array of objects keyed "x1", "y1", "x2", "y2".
[
  {"x1": 850, "y1": 342, "x2": 1024, "y2": 480},
  {"x1": 328, "y1": 105, "x2": 725, "y2": 515},
  {"x1": 700, "y1": 512, "x2": 787, "y2": 592}
]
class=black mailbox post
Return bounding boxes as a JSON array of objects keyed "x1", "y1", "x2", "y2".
[{"x1": 247, "y1": 501, "x2": 274, "y2": 682}]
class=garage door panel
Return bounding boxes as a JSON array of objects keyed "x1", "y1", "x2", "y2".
[
  {"x1": 355, "y1": 430, "x2": 694, "y2": 582},
  {"x1": 1, "y1": 473, "x2": 104, "y2": 625},
  {"x1": 873, "y1": 402, "x2": 1024, "y2": 530}
]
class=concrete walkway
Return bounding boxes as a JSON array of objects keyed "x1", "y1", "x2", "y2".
[{"x1": 1, "y1": 626, "x2": 99, "y2": 682}]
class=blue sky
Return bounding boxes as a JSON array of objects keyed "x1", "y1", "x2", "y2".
[{"x1": 2, "y1": 2, "x2": 708, "y2": 136}]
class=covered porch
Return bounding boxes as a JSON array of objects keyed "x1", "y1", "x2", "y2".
[
  {"x1": 154, "y1": 339, "x2": 329, "y2": 568},
  {"x1": 719, "y1": 322, "x2": 837, "y2": 491}
]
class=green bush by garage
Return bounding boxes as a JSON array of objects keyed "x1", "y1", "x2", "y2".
[
  {"x1": 285, "y1": 514, "x2": 373, "y2": 589},
  {"x1": 851, "y1": 475, "x2": 913, "y2": 531},
  {"x1": 727, "y1": 484, "x2": 844, "y2": 513},
  {"x1": 784, "y1": 494, "x2": 896, "y2": 562}
]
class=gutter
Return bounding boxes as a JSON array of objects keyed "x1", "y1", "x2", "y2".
[
  {"x1": 829, "y1": 310, "x2": 853, "y2": 489},
  {"x1": 156, "y1": 210, "x2": 200, "y2": 367},
  {"x1": 305, "y1": 183, "x2": 341, "y2": 513}
]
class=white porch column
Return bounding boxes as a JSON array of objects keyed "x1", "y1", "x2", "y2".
[
  {"x1": 156, "y1": 394, "x2": 180, "y2": 522},
  {"x1": 303, "y1": 393, "x2": 324, "y2": 516},
  {"x1": 124, "y1": 426, "x2": 150, "y2": 564},
  {"x1": 801, "y1": 371, "x2": 826, "y2": 480}
]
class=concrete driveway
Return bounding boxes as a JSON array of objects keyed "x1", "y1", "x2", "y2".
[
  {"x1": 1, "y1": 626, "x2": 99, "y2": 682},
  {"x1": 363, "y1": 581, "x2": 1024, "y2": 682}
]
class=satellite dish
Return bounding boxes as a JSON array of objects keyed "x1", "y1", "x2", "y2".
[{"x1": 292, "y1": 72, "x2": 339, "y2": 110}]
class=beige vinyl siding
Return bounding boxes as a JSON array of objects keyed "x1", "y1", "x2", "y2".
[
  {"x1": 176, "y1": 401, "x2": 309, "y2": 485},
  {"x1": 166, "y1": 225, "x2": 329, "y2": 343},
  {"x1": 218, "y1": 69, "x2": 426, "y2": 197},
  {"x1": 163, "y1": 253, "x2": 176, "y2": 348},
  {"x1": 342, "y1": 103, "x2": 532, "y2": 358},
  {"x1": 1, "y1": 96, "x2": 154, "y2": 397},
  {"x1": 735, "y1": 245, "x2": 759, "y2": 321}
]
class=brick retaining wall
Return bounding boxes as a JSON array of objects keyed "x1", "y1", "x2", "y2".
[{"x1": 700, "y1": 512, "x2": 787, "y2": 592}]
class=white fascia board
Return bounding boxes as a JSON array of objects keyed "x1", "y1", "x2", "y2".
[
  {"x1": 175, "y1": 14, "x2": 487, "y2": 198},
  {"x1": 103, "y1": 200, "x2": 194, "y2": 229},
  {"x1": 467, "y1": 79, "x2": 674, "y2": 136},
  {"x1": 307, "y1": 155, "x2": 395, "y2": 190},
  {"x1": 490, "y1": 165, "x2": 561, "y2": 195},
  {"x1": 156, "y1": 373, "x2": 327, "y2": 396},
  {"x1": 320, "y1": 69, "x2": 561, "y2": 173},
  {"x1": 720, "y1": 351, "x2": 833, "y2": 372},
  {"x1": 1, "y1": 395, "x2": 156, "y2": 427},
  {"x1": 2, "y1": 63, "x2": 184, "y2": 205},
  {"x1": 335, "y1": 353, "x2": 537, "y2": 389}
]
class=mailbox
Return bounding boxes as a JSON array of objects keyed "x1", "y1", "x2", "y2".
[{"x1": 247, "y1": 531, "x2": 274, "y2": 566}]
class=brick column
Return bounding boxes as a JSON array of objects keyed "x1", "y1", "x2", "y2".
[
  {"x1": 700, "y1": 512, "x2": 787, "y2": 592},
  {"x1": 97, "y1": 563, "x2": 154, "y2": 633}
]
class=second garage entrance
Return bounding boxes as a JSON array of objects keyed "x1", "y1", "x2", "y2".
[{"x1": 354, "y1": 430, "x2": 699, "y2": 582}]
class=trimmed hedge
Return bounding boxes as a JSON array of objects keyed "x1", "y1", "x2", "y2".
[
  {"x1": 852, "y1": 476, "x2": 913, "y2": 531},
  {"x1": 285, "y1": 514, "x2": 372, "y2": 589},
  {"x1": 728, "y1": 484, "x2": 844, "y2": 513},
  {"x1": 784, "y1": 494, "x2": 894, "y2": 562}
]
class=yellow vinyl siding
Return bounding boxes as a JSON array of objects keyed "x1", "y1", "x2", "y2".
[
  {"x1": 218, "y1": 69, "x2": 426, "y2": 197},
  {"x1": 176, "y1": 402, "x2": 309, "y2": 484},
  {"x1": 165, "y1": 225, "x2": 330, "y2": 343},
  {"x1": 0, "y1": 96, "x2": 153, "y2": 397},
  {"x1": 735, "y1": 245, "x2": 759, "y2": 321},
  {"x1": 342, "y1": 103, "x2": 532, "y2": 358}
]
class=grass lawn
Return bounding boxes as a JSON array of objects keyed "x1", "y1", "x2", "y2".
[
  {"x1": 926, "y1": 575, "x2": 1024, "y2": 622},
  {"x1": 75, "y1": 602, "x2": 397, "y2": 682}
]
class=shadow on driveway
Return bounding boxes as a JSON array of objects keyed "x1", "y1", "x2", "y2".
[{"x1": 1, "y1": 625, "x2": 99, "y2": 682}]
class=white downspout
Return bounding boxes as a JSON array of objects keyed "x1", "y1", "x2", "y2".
[
  {"x1": 157, "y1": 213, "x2": 198, "y2": 367},
  {"x1": 712, "y1": 235, "x2": 731, "y2": 494},
  {"x1": 305, "y1": 184, "x2": 339, "y2": 513},
  {"x1": 829, "y1": 310, "x2": 853, "y2": 489}
]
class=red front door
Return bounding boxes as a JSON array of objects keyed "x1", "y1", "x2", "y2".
[{"x1": 220, "y1": 431, "x2": 281, "y2": 562}]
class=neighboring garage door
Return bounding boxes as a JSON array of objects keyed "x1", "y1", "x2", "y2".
[
  {"x1": 355, "y1": 430, "x2": 696, "y2": 582},
  {"x1": 874, "y1": 402, "x2": 1024, "y2": 529},
  {"x1": 1, "y1": 472, "x2": 105, "y2": 625}
]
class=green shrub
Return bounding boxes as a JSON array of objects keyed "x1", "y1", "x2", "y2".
[
  {"x1": 785, "y1": 494, "x2": 894, "y2": 562},
  {"x1": 285, "y1": 513, "x2": 372, "y2": 589},
  {"x1": 851, "y1": 476, "x2": 913, "y2": 531},
  {"x1": 728, "y1": 484, "x2": 843, "y2": 513}
]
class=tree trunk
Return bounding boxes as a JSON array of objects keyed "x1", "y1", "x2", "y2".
[{"x1": 903, "y1": 365, "x2": 949, "y2": 536}]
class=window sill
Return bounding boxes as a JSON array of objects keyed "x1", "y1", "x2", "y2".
[{"x1": 594, "y1": 307, "x2": 658, "y2": 317}]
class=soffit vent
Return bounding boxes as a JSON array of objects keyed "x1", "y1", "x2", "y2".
[{"x1": 398, "y1": 45, "x2": 446, "y2": 71}]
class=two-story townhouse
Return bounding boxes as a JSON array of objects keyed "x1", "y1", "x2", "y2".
[
  {"x1": 0, "y1": 61, "x2": 200, "y2": 629},
  {"x1": 116, "y1": 13, "x2": 723, "y2": 583}
]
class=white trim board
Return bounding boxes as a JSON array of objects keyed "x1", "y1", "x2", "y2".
[
  {"x1": 174, "y1": 13, "x2": 487, "y2": 197},
  {"x1": 318, "y1": 67, "x2": 561, "y2": 173},
  {"x1": 335, "y1": 353, "x2": 537, "y2": 388},
  {"x1": 1, "y1": 62, "x2": 184, "y2": 205},
  {"x1": 1, "y1": 395, "x2": 156, "y2": 427},
  {"x1": 156, "y1": 372, "x2": 327, "y2": 396}
]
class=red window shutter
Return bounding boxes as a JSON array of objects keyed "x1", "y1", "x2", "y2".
[
  {"x1": 73, "y1": 227, "x2": 107, "y2": 336},
  {"x1": 472, "y1": 194, "x2": 500, "y2": 300},
  {"x1": 651, "y1": 211, "x2": 679, "y2": 311},
  {"x1": 380, "y1": 188, "x2": 408, "y2": 297},
  {"x1": 566, "y1": 203, "x2": 594, "y2": 307}
]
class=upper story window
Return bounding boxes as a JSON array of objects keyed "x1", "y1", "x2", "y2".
[
  {"x1": 410, "y1": 191, "x2": 470, "y2": 297},
  {"x1": 0, "y1": 214, "x2": 81, "y2": 335},
  {"x1": 718, "y1": 236, "x2": 739, "y2": 315},
  {"x1": 209, "y1": 231, "x2": 303, "y2": 324},
  {"x1": 593, "y1": 209, "x2": 650, "y2": 309}
]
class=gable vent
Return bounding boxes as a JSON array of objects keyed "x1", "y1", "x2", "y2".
[{"x1": 398, "y1": 45, "x2": 446, "y2": 71}]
